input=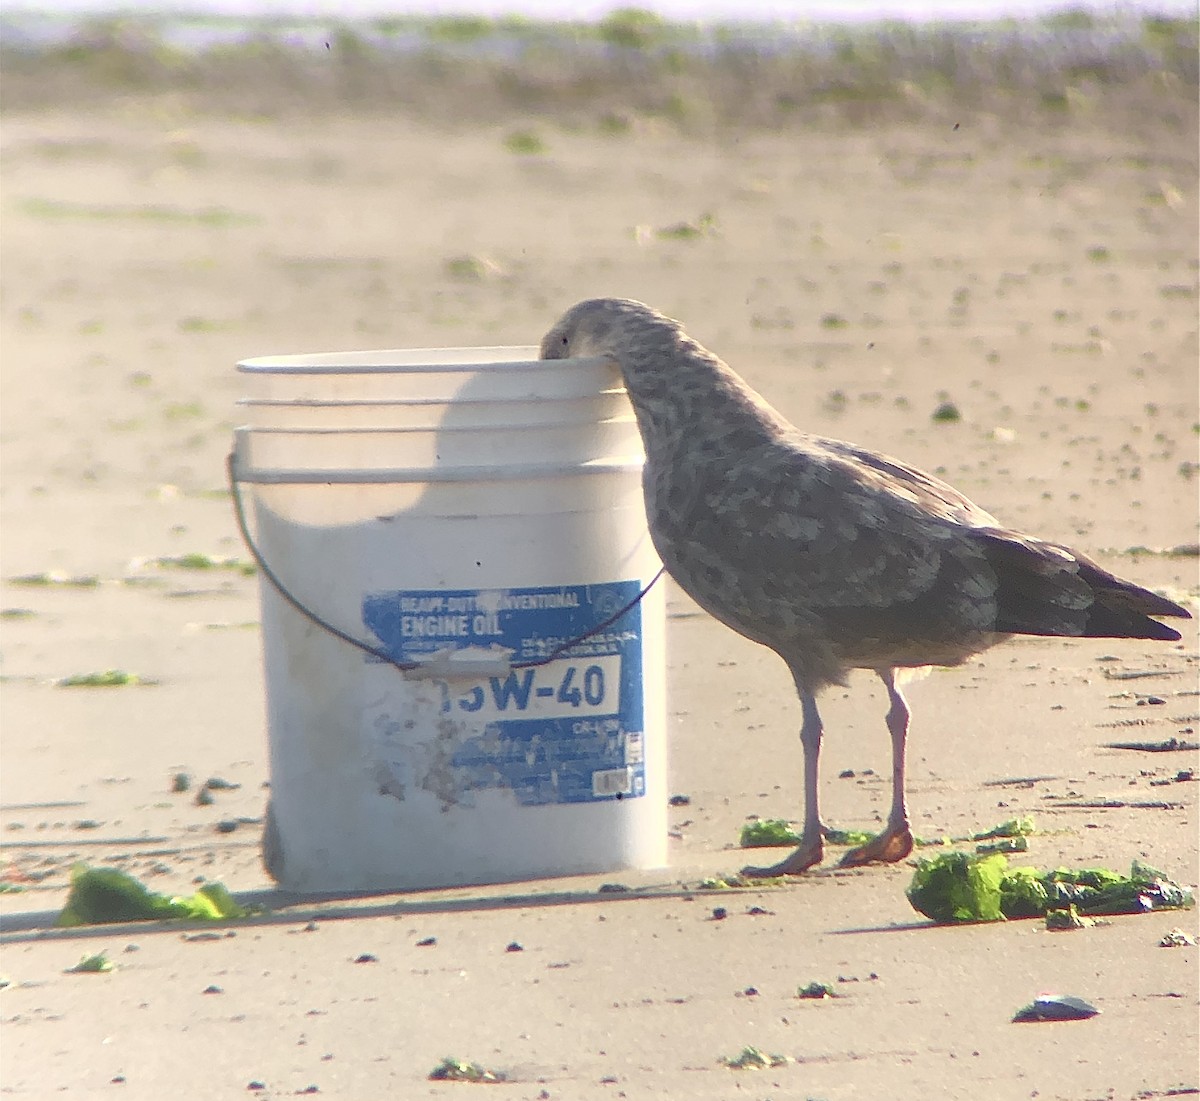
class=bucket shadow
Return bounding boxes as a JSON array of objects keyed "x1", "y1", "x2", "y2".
[
  {"x1": 0, "y1": 876, "x2": 774, "y2": 944},
  {"x1": 0, "y1": 867, "x2": 942, "y2": 945}
]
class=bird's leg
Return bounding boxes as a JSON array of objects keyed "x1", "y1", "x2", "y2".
[
  {"x1": 742, "y1": 689, "x2": 825, "y2": 877},
  {"x1": 839, "y1": 669, "x2": 915, "y2": 867}
]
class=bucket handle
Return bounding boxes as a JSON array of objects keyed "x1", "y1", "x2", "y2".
[{"x1": 227, "y1": 450, "x2": 664, "y2": 677}]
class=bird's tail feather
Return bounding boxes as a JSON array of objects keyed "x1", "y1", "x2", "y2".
[{"x1": 979, "y1": 530, "x2": 1189, "y2": 641}]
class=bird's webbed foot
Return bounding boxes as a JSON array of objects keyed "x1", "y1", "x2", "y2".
[
  {"x1": 741, "y1": 833, "x2": 824, "y2": 878},
  {"x1": 837, "y1": 822, "x2": 914, "y2": 867}
]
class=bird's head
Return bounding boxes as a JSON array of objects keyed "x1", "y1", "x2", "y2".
[
  {"x1": 539, "y1": 297, "x2": 677, "y2": 364},
  {"x1": 538, "y1": 296, "x2": 783, "y2": 449}
]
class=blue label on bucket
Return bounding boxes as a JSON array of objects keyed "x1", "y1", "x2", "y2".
[{"x1": 361, "y1": 581, "x2": 646, "y2": 806}]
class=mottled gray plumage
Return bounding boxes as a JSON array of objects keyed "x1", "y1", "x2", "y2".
[{"x1": 541, "y1": 297, "x2": 1190, "y2": 875}]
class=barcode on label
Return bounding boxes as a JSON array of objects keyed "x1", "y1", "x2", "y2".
[{"x1": 592, "y1": 767, "x2": 633, "y2": 798}]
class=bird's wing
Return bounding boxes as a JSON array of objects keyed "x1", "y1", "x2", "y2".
[
  {"x1": 816, "y1": 439, "x2": 1187, "y2": 633},
  {"x1": 654, "y1": 433, "x2": 1188, "y2": 664},
  {"x1": 651, "y1": 433, "x2": 999, "y2": 643},
  {"x1": 814, "y1": 435, "x2": 1000, "y2": 527}
]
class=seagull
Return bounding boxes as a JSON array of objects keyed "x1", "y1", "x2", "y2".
[{"x1": 540, "y1": 297, "x2": 1191, "y2": 876}]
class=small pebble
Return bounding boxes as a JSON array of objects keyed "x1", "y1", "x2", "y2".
[
  {"x1": 506, "y1": 941, "x2": 524, "y2": 953},
  {"x1": 353, "y1": 953, "x2": 378, "y2": 964},
  {"x1": 1159, "y1": 929, "x2": 1197, "y2": 947},
  {"x1": 416, "y1": 936, "x2": 437, "y2": 947},
  {"x1": 1012, "y1": 994, "x2": 1099, "y2": 1022},
  {"x1": 711, "y1": 907, "x2": 728, "y2": 921},
  {"x1": 202, "y1": 984, "x2": 223, "y2": 995}
]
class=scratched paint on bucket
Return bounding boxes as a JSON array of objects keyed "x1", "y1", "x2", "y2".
[{"x1": 362, "y1": 581, "x2": 647, "y2": 807}]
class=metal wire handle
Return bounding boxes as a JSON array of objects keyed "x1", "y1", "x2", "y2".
[{"x1": 227, "y1": 451, "x2": 664, "y2": 676}]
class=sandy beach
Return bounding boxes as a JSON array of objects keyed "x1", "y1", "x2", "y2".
[{"x1": 1, "y1": 18, "x2": 1198, "y2": 1099}]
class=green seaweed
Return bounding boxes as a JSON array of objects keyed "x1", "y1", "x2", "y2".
[
  {"x1": 913, "y1": 835, "x2": 950, "y2": 847},
  {"x1": 977, "y1": 836, "x2": 1029, "y2": 854},
  {"x1": 597, "y1": 7, "x2": 668, "y2": 49},
  {"x1": 20, "y1": 198, "x2": 258, "y2": 227},
  {"x1": 908, "y1": 851, "x2": 1010, "y2": 922},
  {"x1": 1037, "y1": 861, "x2": 1193, "y2": 916},
  {"x1": 57, "y1": 864, "x2": 249, "y2": 927},
  {"x1": 824, "y1": 827, "x2": 876, "y2": 847},
  {"x1": 972, "y1": 816, "x2": 1036, "y2": 839},
  {"x1": 66, "y1": 951, "x2": 114, "y2": 973},
  {"x1": 723, "y1": 1046, "x2": 788, "y2": 1069},
  {"x1": 698, "y1": 873, "x2": 786, "y2": 890},
  {"x1": 151, "y1": 553, "x2": 255, "y2": 576},
  {"x1": 998, "y1": 865, "x2": 1049, "y2": 918},
  {"x1": 428, "y1": 1056, "x2": 503, "y2": 1082},
  {"x1": 931, "y1": 401, "x2": 963, "y2": 422},
  {"x1": 502, "y1": 129, "x2": 546, "y2": 155},
  {"x1": 56, "y1": 670, "x2": 149, "y2": 687},
  {"x1": 8, "y1": 571, "x2": 99, "y2": 588},
  {"x1": 908, "y1": 854, "x2": 1193, "y2": 923},
  {"x1": 739, "y1": 816, "x2": 1025, "y2": 852},
  {"x1": 739, "y1": 819, "x2": 800, "y2": 847},
  {"x1": 656, "y1": 213, "x2": 716, "y2": 240},
  {"x1": 1045, "y1": 904, "x2": 1095, "y2": 930},
  {"x1": 425, "y1": 16, "x2": 494, "y2": 43}
]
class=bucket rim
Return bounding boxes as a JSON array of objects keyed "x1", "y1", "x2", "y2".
[
  {"x1": 237, "y1": 348, "x2": 613, "y2": 375},
  {"x1": 232, "y1": 457, "x2": 644, "y2": 485},
  {"x1": 235, "y1": 390, "x2": 628, "y2": 409},
  {"x1": 232, "y1": 418, "x2": 636, "y2": 436}
]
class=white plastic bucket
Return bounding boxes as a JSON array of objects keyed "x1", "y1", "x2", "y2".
[
  {"x1": 238, "y1": 346, "x2": 622, "y2": 401},
  {"x1": 237, "y1": 393, "x2": 632, "y2": 431},
  {"x1": 233, "y1": 347, "x2": 667, "y2": 894}
]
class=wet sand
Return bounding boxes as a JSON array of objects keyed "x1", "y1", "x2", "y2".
[{"x1": 1, "y1": 79, "x2": 1197, "y2": 1099}]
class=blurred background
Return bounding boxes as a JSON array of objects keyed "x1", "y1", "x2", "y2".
[
  {"x1": 1, "y1": 0, "x2": 1196, "y2": 866},
  {"x1": 0, "y1": 7, "x2": 1196, "y2": 1095}
]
